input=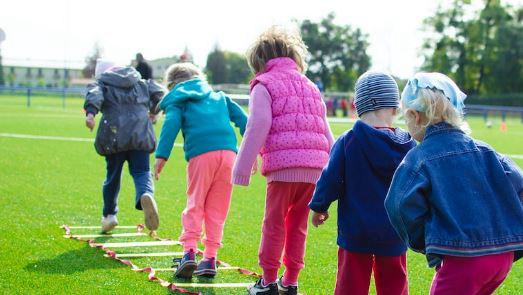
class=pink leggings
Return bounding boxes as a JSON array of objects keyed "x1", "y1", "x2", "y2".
[
  {"x1": 334, "y1": 249, "x2": 408, "y2": 295},
  {"x1": 430, "y1": 252, "x2": 514, "y2": 295},
  {"x1": 179, "y1": 150, "x2": 236, "y2": 259},
  {"x1": 259, "y1": 181, "x2": 315, "y2": 285}
]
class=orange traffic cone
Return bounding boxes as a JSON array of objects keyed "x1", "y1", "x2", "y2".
[{"x1": 500, "y1": 121, "x2": 507, "y2": 132}]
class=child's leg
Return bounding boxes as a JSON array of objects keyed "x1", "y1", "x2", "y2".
[
  {"x1": 373, "y1": 253, "x2": 408, "y2": 295},
  {"x1": 281, "y1": 182, "x2": 315, "y2": 286},
  {"x1": 334, "y1": 249, "x2": 373, "y2": 295},
  {"x1": 429, "y1": 252, "x2": 513, "y2": 295},
  {"x1": 180, "y1": 152, "x2": 218, "y2": 252},
  {"x1": 102, "y1": 152, "x2": 126, "y2": 216},
  {"x1": 127, "y1": 150, "x2": 154, "y2": 209},
  {"x1": 259, "y1": 181, "x2": 294, "y2": 284},
  {"x1": 201, "y1": 151, "x2": 235, "y2": 259}
]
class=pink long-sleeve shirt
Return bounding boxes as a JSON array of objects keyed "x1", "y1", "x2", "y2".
[{"x1": 232, "y1": 84, "x2": 334, "y2": 186}]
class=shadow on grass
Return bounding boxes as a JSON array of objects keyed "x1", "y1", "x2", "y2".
[
  {"x1": 166, "y1": 275, "x2": 217, "y2": 295},
  {"x1": 24, "y1": 242, "x2": 121, "y2": 274}
]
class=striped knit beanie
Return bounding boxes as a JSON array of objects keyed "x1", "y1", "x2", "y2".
[{"x1": 354, "y1": 71, "x2": 400, "y2": 117}]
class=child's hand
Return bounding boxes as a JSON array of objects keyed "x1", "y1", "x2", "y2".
[
  {"x1": 311, "y1": 211, "x2": 329, "y2": 227},
  {"x1": 85, "y1": 113, "x2": 95, "y2": 131},
  {"x1": 154, "y1": 158, "x2": 166, "y2": 180},
  {"x1": 149, "y1": 113, "x2": 158, "y2": 124}
]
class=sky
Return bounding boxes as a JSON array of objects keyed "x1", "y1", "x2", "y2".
[{"x1": 1, "y1": 0, "x2": 522, "y2": 78}]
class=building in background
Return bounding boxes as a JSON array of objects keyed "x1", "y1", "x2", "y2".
[{"x1": 3, "y1": 65, "x2": 82, "y2": 88}]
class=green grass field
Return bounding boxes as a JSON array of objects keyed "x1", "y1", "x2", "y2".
[{"x1": 0, "y1": 95, "x2": 522, "y2": 294}]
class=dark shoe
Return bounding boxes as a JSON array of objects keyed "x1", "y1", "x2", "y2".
[
  {"x1": 193, "y1": 257, "x2": 217, "y2": 278},
  {"x1": 140, "y1": 193, "x2": 159, "y2": 231},
  {"x1": 173, "y1": 250, "x2": 197, "y2": 278},
  {"x1": 248, "y1": 278, "x2": 278, "y2": 295},
  {"x1": 277, "y1": 277, "x2": 298, "y2": 295}
]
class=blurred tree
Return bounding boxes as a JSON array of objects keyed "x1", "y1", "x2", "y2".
[
  {"x1": 422, "y1": 0, "x2": 523, "y2": 95},
  {"x1": 0, "y1": 53, "x2": 4, "y2": 86},
  {"x1": 82, "y1": 43, "x2": 103, "y2": 78},
  {"x1": 298, "y1": 12, "x2": 371, "y2": 91},
  {"x1": 206, "y1": 45, "x2": 250, "y2": 84}
]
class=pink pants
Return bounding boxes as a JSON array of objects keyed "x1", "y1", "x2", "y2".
[
  {"x1": 259, "y1": 181, "x2": 315, "y2": 285},
  {"x1": 334, "y1": 248, "x2": 408, "y2": 295},
  {"x1": 430, "y1": 252, "x2": 514, "y2": 295},
  {"x1": 179, "y1": 150, "x2": 236, "y2": 259}
]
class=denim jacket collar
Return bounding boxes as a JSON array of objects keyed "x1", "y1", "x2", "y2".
[{"x1": 424, "y1": 121, "x2": 463, "y2": 140}]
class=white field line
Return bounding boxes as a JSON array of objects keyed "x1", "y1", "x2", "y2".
[
  {"x1": 65, "y1": 225, "x2": 138, "y2": 229},
  {"x1": 106, "y1": 251, "x2": 185, "y2": 258},
  {"x1": 66, "y1": 233, "x2": 147, "y2": 239},
  {"x1": 2, "y1": 132, "x2": 522, "y2": 160},
  {"x1": 101, "y1": 240, "x2": 181, "y2": 248},
  {"x1": 151, "y1": 266, "x2": 240, "y2": 272},
  {"x1": 173, "y1": 282, "x2": 253, "y2": 288}
]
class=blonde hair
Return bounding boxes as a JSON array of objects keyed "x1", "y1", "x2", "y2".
[
  {"x1": 164, "y1": 62, "x2": 203, "y2": 90},
  {"x1": 402, "y1": 88, "x2": 470, "y2": 133},
  {"x1": 246, "y1": 25, "x2": 308, "y2": 74}
]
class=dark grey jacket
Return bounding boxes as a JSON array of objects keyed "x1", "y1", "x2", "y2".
[{"x1": 84, "y1": 67, "x2": 165, "y2": 156}]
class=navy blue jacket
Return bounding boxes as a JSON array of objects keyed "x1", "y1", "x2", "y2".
[
  {"x1": 385, "y1": 122, "x2": 523, "y2": 268},
  {"x1": 309, "y1": 120, "x2": 416, "y2": 256}
]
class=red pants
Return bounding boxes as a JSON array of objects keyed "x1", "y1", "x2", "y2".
[
  {"x1": 430, "y1": 252, "x2": 513, "y2": 295},
  {"x1": 259, "y1": 181, "x2": 315, "y2": 285},
  {"x1": 335, "y1": 248, "x2": 408, "y2": 295}
]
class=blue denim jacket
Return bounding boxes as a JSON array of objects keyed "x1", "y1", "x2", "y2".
[{"x1": 385, "y1": 122, "x2": 523, "y2": 268}]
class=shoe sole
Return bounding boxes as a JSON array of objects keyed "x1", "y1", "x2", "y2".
[
  {"x1": 140, "y1": 194, "x2": 159, "y2": 231},
  {"x1": 175, "y1": 261, "x2": 197, "y2": 278},
  {"x1": 193, "y1": 269, "x2": 217, "y2": 278}
]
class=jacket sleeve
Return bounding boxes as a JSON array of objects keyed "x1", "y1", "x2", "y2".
[
  {"x1": 309, "y1": 136, "x2": 346, "y2": 213},
  {"x1": 146, "y1": 79, "x2": 166, "y2": 114},
  {"x1": 385, "y1": 163, "x2": 430, "y2": 253},
  {"x1": 155, "y1": 104, "x2": 182, "y2": 160},
  {"x1": 498, "y1": 153, "x2": 523, "y2": 202},
  {"x1": 84, "y1": 82, "x2": 104, "y2": 115},
  {"x1": 225, "y1": 95, "x2": 248, "y2": 136}
]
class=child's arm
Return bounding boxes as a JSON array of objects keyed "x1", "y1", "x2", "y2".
[
  {"x1": 84, "y1": 82, "x2": 104, "y2": 131},
  {"x1": 146, "y1": 79, "x2": 165, "y2": 115},
  {"x1": 154, "y1": 104, "x2": 183, "y2": 179},
  {"x1": 308, "y1": 137, "x2": 346, "y2": 220},
  {"x1": 385, "y1": 164, "x2": 430, "y2": 253},
  {"x1": 232, "y1": 84, "x2": 272, "y2": 186},
  {"x1": 225, "y1": 95, "x2": 248, "y2": 136},
  {"x1": 498, "y1": 153, "x2": 523, "y2": 201}
]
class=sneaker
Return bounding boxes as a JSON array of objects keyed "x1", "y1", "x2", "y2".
[
  {"x1": 194, "y1": 257, "x2": 217, "y2": 278},
  {"x1": 140, "y1": 193, "x2": 159, "y2": 231},
  {"x1": 101, "y1": 214, "x2": 118, "y2": 233},
  {"x1": 248, "y1": 278, "x2": 278, "y2": 295},
  {"x1": 173, "y1": 250, "x2": 197, "y2": 278},
  {"x1": 277, "y1": 277, "x2": 298, "y2": 295}
]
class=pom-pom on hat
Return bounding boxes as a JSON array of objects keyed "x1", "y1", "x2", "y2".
[
  {"x1": 402, "y1": 72, "x2": 467, "y2": 113},
  {"x1": 94, "y1": 59, "x2": 116, "y2": 79},
  {"x1": 354, "y1": 71, "x2": 400, "y2": 117}
]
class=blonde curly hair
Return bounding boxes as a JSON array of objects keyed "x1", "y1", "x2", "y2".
[
  {"x1": 164, "y1": 62, "x2": 203, "y2": 90},
  {"x1": 246, "y1": 25, "x2": 308, "y2": 74}
]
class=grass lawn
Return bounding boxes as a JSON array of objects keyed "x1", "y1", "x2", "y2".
[{"x1": 0, "y1": 95, "x2": 522, "y2": 294}]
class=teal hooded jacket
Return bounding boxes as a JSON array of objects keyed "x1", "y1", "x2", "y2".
[{"x1": 155, "y1": 78, "x2": 247, "y2": 161}]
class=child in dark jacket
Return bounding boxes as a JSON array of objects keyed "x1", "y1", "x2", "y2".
[
  {"x1": 84, "y1": 59, "x2": 165, "y2": 233},
  {"x1": 309, "y1": 72, "x2": 416, "y2": 295},
  {"x1": 385, "y1": 72, "x2": 523, "y2": 295}
]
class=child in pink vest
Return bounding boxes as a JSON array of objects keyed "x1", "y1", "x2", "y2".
[{"x1": 233, "y1": 26, "x2": 334, "y2": 295}]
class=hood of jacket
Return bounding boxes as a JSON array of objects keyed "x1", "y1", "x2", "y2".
[
  {"x1": 160, "y1": 78, "x2": 212, "y2": 110},
  {"x1": 352, "y1": 120, "x2": 416, "y2": 176},
  {"x1": 99, "y1": 67, "x2": 141, "y2": 88}
]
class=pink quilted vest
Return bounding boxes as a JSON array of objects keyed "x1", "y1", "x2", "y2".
[{"x1": 250, "y1": 57, "x2": 330, "y2": 175}]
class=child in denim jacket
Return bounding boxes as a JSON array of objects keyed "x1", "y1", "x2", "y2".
[{"x1": 385, "y1": 72, "x2": 523, "y2": 295}]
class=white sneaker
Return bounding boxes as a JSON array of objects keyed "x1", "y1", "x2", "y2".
[
  {"x1": 140, "y1": 193, "x2": 159, "y2": 231},
  {"x1": 101, "y1": 214, "x2": 118, "y2": 233}
]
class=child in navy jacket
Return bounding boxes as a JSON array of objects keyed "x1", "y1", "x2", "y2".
[{"x1": 309, "y1": 72, "x2": 416, "y2": 295}]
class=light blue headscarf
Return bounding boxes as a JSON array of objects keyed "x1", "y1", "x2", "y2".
[{"x1": 402, "y1": 72, "x2": 467, "y2": 113}]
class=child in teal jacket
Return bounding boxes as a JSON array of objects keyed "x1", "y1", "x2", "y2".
[{"x1": 154, "y1": 63, "x2": 247, "y2": 278}]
